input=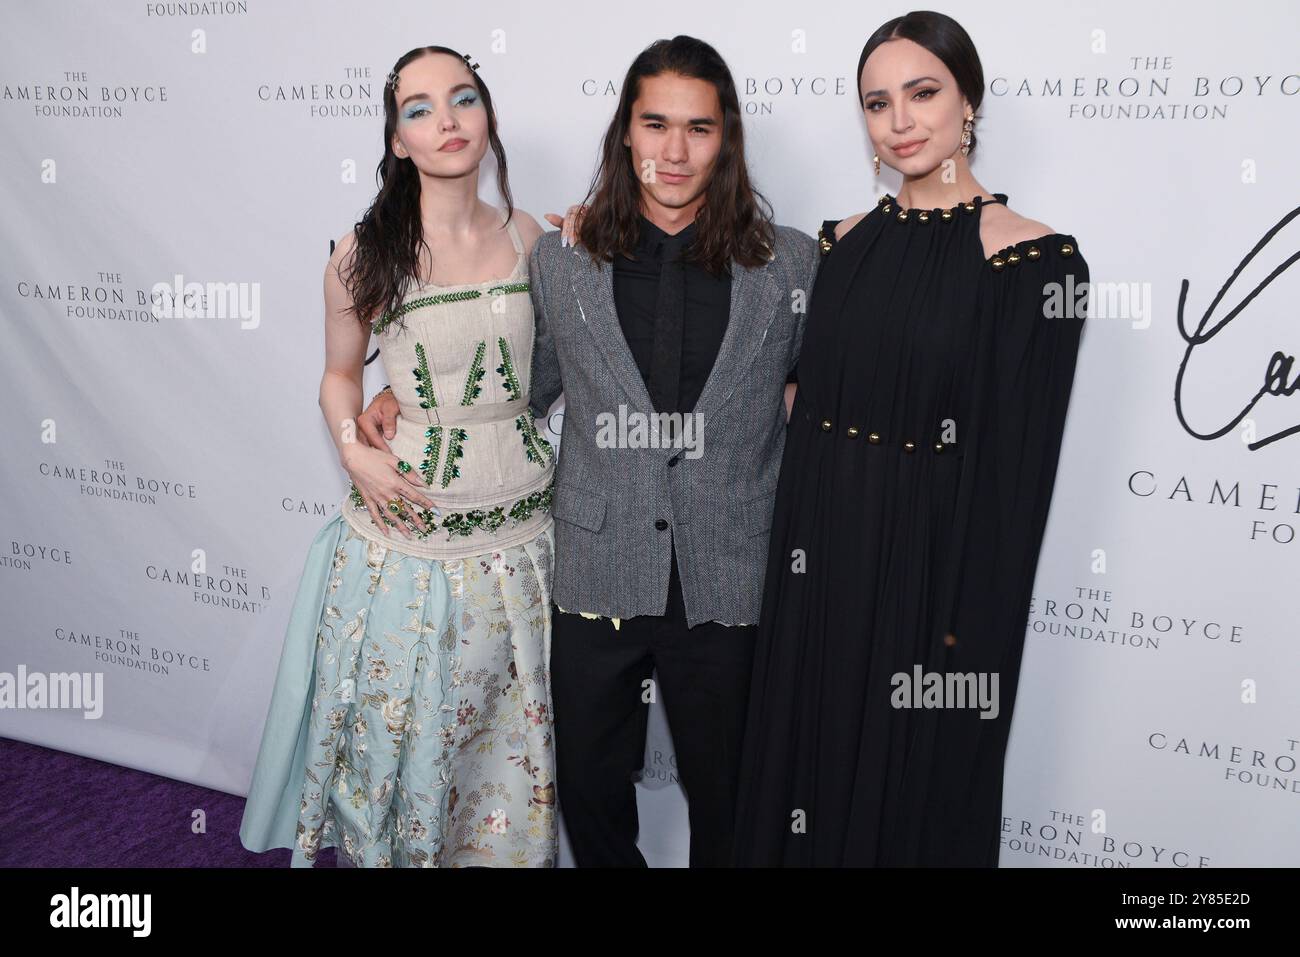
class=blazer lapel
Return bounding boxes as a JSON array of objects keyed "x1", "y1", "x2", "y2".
[
  {"x1": 569, "y1": 248, "x2": 655, "y2": 411},
  {"x1": 567, "y1": 244, "x2": 779, "y2": 422},
  {"x1": 691, "y1": 259, "x2": 778, "y2": 421}
]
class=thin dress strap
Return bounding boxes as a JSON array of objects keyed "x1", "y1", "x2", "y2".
[{"x1": 502, "y1": 206, "x2": 525, "y2": 255}]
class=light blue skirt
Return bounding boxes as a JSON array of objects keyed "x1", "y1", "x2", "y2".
[{"x1": 239, "y1": 512, "x2": 557, "y2": 867}]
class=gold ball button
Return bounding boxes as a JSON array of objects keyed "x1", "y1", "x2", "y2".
[
  {"x1": 902, "y1": 440, "x2": 916, "y2": 453},
  {"x1": 846, "y1": 426, "x2": 860, "y2": 438},
  {"x1": 821, "y1": 419, "x2": 833, "y2": 432},
  {"x1": 940, "y1": 209, "x2": 953, "y2": 221},
  {"x1": 1026, "y1": 245, "x2": 1041, "y2": 260},
  {"x1": 933, "y1": 442, "x2": 945, "y2": 453},
  {"x1": 1007, "y1": 251, "x2": 1022, "y2": 266},
  {"x1": 990, "y1": 256, "x2": 1005, "y2": 271},
  {"x1": 867, "y1": 432, "x2": 881, "y2": 444},
  {"x1": 963, "y1": 203, "x2": 975, "y2": 214},
  {"x1": 1060, "y1": 243, "x2": 1074, "y2": 256},
  {"x1": 918, "y1": 210, "x2": 930, "y2": 223},
  {"x1": 882, "y1": 204, "x2": 891, "y2": 213},
  {"x1": 897, "y1": 209, "x2": 908, "y2": 222}
]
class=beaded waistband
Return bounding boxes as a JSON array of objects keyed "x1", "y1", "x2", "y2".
[{"x1": 398, "y1": 396, "x2": 531, "y2": 427}]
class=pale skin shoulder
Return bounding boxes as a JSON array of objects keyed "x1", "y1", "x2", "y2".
[
  {"x1": 833, "y1": 211, "x2": 868, "y2": 242},
  {"x1": 977, "y1": 204, "x2": 1055, "y2": 259}
]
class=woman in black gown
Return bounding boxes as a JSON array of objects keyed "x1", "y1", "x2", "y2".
[{"x1": 733, "y1": 12, "x2": 1090, "y2": 866}]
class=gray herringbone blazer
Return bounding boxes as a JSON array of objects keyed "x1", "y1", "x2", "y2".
[{"x1": 527, "y1": 225, "x2": 818, "y2": 628}]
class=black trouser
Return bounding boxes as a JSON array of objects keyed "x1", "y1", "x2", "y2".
[{"x1": 551, "y1": 544, "x2": 755, "y2": 867}]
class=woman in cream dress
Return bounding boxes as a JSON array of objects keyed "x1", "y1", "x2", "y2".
[{"x1": 239, "y1": 46, "x2": 557, "y2": 867}]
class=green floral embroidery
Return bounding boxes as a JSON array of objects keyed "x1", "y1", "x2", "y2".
[
  {"x1": 496, "y1": 334, "x2": 551, "y2": 468},
  {"x1": 413, "y1": 342, "x2": 436, "y2": 411},
  {"x1": 440, "y1": 428, "x2": 467, "y2": 488},
  {"x1": 437, "y1": 341, "x2": 490, "y2": 487},
  {"x1": 462, "y1": 340, "x2": 486, "y2": 405},
  {"x1": 372, "y1": 282, "x2": 531, "y2": 336},
  {"x1": 516, "y1": 415, "x2": 553, "y2": 466},
  {"x1": 441, "y1": 506, "x2": 507, "y2": 539},
  {"x1": 419, "y1": 425, "x2": 442, "y2": 487},
  {"x1": 412, "y1": 343, "x2": 442, "y2": 486},
  {"x1": 507, "y1": 484, "x2": 553, "y2": 523},
  {"x1": 437, "y1": 482, "x2": 554, "y2": 540},
  {"x1": 350, "y1": 481, "x2": 554, "y2": 543},
  {"x1": 497, "y1": 336, "x2": 522, "y2": 400}
]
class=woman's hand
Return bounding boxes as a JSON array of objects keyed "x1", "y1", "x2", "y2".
[
  {"x1": 357, "y1": 387, "x2": 401, "y2": 453},
  {"x1": 342, "y1": 444, "x2": 440, "y2": 539},
  {"x1": 544, "y1": 204, "x2": 589, "y2": 248}
]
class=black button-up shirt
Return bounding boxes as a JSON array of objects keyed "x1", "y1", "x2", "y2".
[
  {"x1": 613, "y1": 215, "x2": 731, "y2": 413},
  {"x1": 612, "y1": 214, "x2": 733, "y2": 622}
]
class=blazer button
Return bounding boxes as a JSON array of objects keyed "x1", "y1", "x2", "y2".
[
  {"x1": 821, "y1": 419, "x2": 833, "y2": 432},
  {"x1": 867, "y1": 432, "x2": 881, "y2": 444},
  {"x1": 846, "y1": 426, "x2": 860, "y2": 438},
  {"x1": 933, "y1": 442, "x2": 945, "y2": 453},
  {"x1": 655, "y1": 518, "x2": 668, "y2": 531},
  {"x1": 902, "y1": 440, "x2": 916, "y2": 453}
]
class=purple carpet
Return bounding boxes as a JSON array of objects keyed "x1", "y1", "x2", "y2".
[{"x1": 0, "y1": 736, "x2": 339, "y2": 867}]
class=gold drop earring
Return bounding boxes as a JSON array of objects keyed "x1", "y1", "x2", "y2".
[
  {"x1": 873, "y1": 153, "x2": 881, "y2": 175},
  {"x1": 960, "y1": 113, "x2": 974, "y2": 156}
]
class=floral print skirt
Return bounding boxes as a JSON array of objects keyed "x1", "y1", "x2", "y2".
[{"x1": 239, "y1": 512, "x2": 557, "y2": 867}]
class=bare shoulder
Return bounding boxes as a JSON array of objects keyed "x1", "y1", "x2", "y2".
[
  {"x1": 510, "y1": 208, "x2": 545, "y2": 255},
  {"x1": 326, "y1": 227, "x2": 358, "y2": 281},
  {"x1": 833, "y1": 211, "x2": 869, "y2": 242},
  {"x1": 979, "y1": 203, "x2": 1056, "y2": 259}
]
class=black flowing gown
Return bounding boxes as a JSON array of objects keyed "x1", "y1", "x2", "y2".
[{"x1": 733, "y1": 192, "x2": 1088, "y2": 866}]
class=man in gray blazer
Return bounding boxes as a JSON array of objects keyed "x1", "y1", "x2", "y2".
[
  {"x1": 526, "y1": 37, "x2": 817, "y2": 867},
  {"x1": 360, "y1": 36, "x2": 818, "y2": 866}
]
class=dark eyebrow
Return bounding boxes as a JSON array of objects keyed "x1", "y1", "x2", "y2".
[
  {"x1": 638, "y1": 111, "x2": 718, "y2": 126},
  {"x1": 398, "y1": 83, "x2": 476, "y2": 108},
  {"x1": 860, "y1": 76, "x2": 942, "y2": 100}
]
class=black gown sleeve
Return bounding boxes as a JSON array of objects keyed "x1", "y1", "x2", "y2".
[
  {"x1": 788, "y1": 220, "x2": 841, "y2": 387},
  {"x1": 936, "y1": 236, "x2": 1089, "y2": 684}
]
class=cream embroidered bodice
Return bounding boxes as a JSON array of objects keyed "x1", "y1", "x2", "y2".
[{"x1": 340, "y1": 208, "x2": 555, "y2": 559}]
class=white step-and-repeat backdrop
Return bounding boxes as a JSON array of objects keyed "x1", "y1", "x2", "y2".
[{"x1": 2, "y1": 0, "x2": 1297, "y2": 867}]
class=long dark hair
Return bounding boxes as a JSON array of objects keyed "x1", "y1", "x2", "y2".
[
  {"x1": 857, "y1": 11, "x2": 985, "y2": 158},
  {"x1": 577, "y1": 35, "x2": 774, "y2": 275},
  {"x1": 344, "y1": 46, "x2": 513, "y2": 329}
]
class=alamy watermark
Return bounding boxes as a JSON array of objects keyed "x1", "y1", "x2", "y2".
[
  {"x1": 595, "y1": 403, "x2": 705, "y2": 459},
  {"x1": 150, "y1": 273, "x2": 261, "y2": 329},
  {"x1": 0, "y1": 666, "x2": 103, "y2": 719},
  {"x1": 1042, "y1": 278, "x2": 1153, "y2": 329},
  {"x1": 891, "y1": 664, "x2": 1000, "y2": 719}
]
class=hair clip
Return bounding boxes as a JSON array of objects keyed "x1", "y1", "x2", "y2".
[
  {"x1": 461, "y1": 52, "x2": 480, "y2": 72},
  {"x1": 385, "y1": 70, "x2": 400, "y2": 92}
]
